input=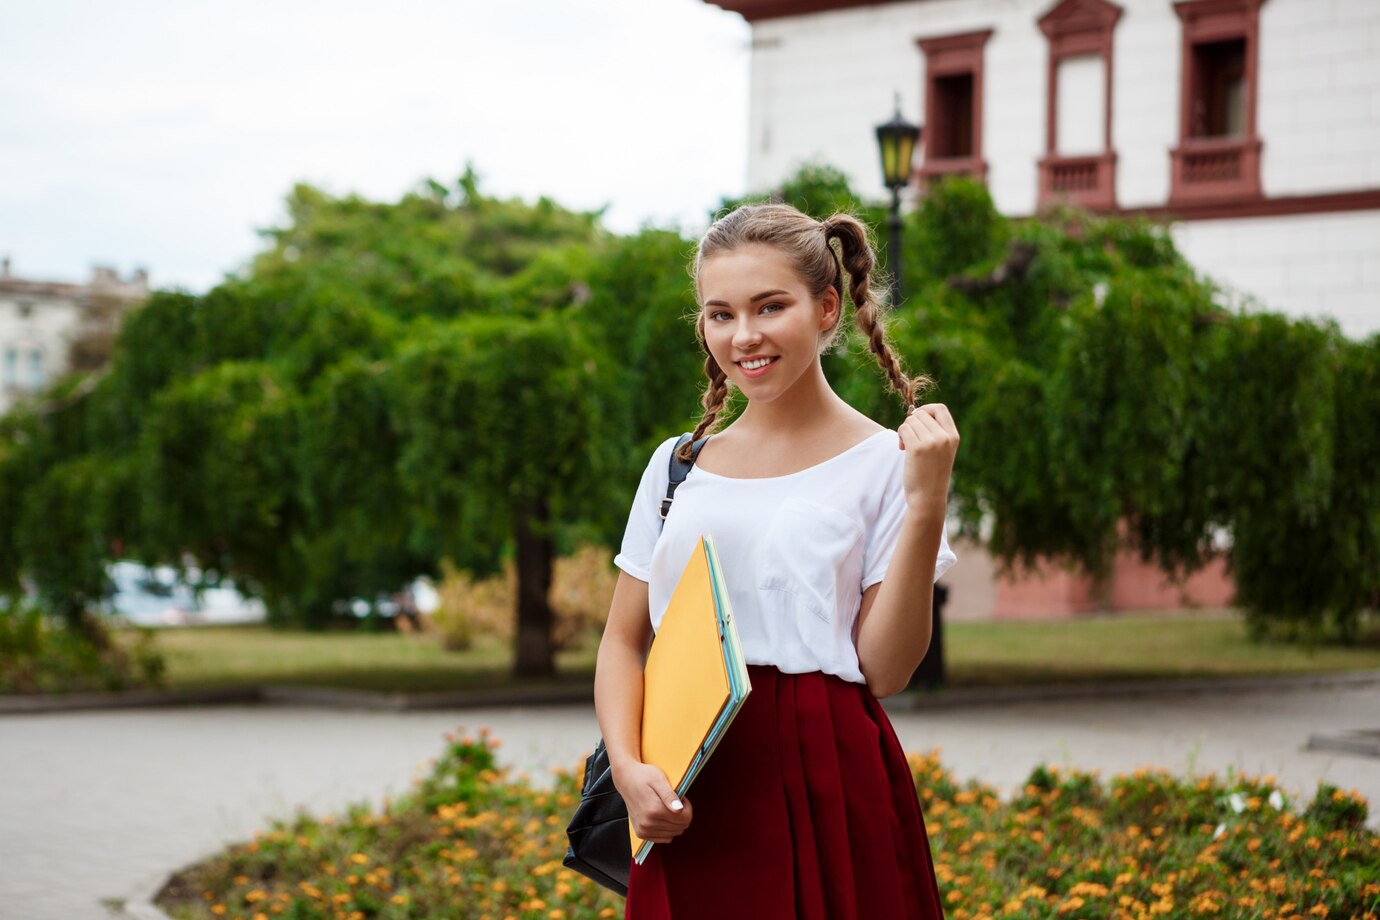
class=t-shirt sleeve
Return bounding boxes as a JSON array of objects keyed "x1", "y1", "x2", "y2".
[
  {"x1": 861, "y1": 451, "x2": 958, "y2": 590},
  {"x1": 612, "y1": 435, "x2": 681, "y2": 583}
]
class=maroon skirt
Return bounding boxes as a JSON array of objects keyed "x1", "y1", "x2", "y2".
[{"x1": 624, "y1": 664, "x2": 947, "y2": 920}]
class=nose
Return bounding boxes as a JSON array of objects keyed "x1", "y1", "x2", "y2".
[{"x1": 731, "y1": 314, "x2": 763, "y2": 351}]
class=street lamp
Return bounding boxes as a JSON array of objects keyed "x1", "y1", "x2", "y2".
[{"x1": 875, "y1": 98, "x2": 921, "y2": 307}]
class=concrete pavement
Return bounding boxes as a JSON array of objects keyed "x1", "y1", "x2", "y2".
[{"x1": 1, "y1": 678, "x2": 1376, "y2": 920}]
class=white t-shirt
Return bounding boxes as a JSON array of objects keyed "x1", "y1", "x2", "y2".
[{"x1": 613, "y1": 430, "x2": 958, "y2": 685}]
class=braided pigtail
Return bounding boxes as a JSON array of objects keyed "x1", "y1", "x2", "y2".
[
  {"x1": 823, "y1": 214, "x2": 933, "y2": 411},
  {"x1": 676, "y1": 316, "x2": 731, "y2": 463}
]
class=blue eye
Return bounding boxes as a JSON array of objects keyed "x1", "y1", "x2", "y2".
[
  {"x1": 709, "y1": 310, "x2": 731, "y2": 322},
  {"x1": 761, "y1": 302, "x2": 783, "y2": 314}
]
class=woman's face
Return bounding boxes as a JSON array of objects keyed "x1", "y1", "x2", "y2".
[{"x1": 697, "y1": 242, "x2": 839, "y2": 405}]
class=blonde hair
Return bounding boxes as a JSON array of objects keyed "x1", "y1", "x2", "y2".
[{"x1": 677, "y1": 202, "x2": 932, "y2": 461}]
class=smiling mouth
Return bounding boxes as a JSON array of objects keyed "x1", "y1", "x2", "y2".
[{"x1": 737, "y1": 356, "x2": 779, "y2": 370}]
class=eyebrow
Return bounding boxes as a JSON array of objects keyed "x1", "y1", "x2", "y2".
[{"x1": 703, "y1": 289, "x2": 791, "y2": 308}]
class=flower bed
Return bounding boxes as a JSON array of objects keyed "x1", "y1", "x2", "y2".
[{"x1": 156, "y1": 730, "x2": 1380, "y2": 920}]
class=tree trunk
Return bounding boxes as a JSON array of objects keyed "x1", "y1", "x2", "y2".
[{"x1": 513, "y1": 497, "x2": 556, "y2": 678}]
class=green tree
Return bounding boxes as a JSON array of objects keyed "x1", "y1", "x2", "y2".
[{"x1": 0, "y1": 170, "x2": 648, "y2": 679}]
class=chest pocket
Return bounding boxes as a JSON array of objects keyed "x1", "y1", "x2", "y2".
[{"x1": 757, "y1": 496, "x2": 864, "y2": 623}]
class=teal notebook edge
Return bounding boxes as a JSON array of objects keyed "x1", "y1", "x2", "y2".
[{"x1": 632, "y1": 534, "x2": 751, "y2": 865}]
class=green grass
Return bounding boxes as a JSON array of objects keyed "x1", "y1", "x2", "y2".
[
  {"x1": 943, "y1": 607, "x2": 1380, "y2": 687},
  {"x1": 154, "y1": 626, "x2": 599, "y2": 694},
  {"x1": 134, "y1": 608, "x2": 1380, "y2": 696}
]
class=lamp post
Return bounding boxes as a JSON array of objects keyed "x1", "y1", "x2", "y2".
[
  {"x1": 877, "y1": 100, "x2": 946, "y2": 692},
  {"x1": 874, "y1": 99, "x2": 921, "y2": 307}
]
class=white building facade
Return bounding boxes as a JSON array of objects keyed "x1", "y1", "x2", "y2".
[
  {"x1": 707, "y1": 0, "x2": 1380, "y2": 339},
  {"x1": 0, "y1": 259, "x2": 148, "y2": 415}
]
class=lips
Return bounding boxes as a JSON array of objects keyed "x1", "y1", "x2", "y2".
[{"x1": 736, "y1": 356, "x2": 780, "y2": 378}]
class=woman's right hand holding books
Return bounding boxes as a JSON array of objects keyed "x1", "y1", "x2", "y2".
[{"x1": 613, "y1": 761, "x2": 695, "y2": 844}]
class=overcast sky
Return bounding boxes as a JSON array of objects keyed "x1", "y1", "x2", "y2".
[{"x1": 0, "y1": 0, "x2": 751, "y2": 293}]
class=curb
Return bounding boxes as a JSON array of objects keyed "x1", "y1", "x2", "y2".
[
  {"x1": 882, "y1": 668, "x2": 1380, "y2": 712},
  {"x1": 6, "y1": 668, "x2": 1379, "y2": 717},
  {"x1": 259, "y1": 683, "x2": 597, "y2": 711},
  {"x1": 0, "y1": 681, "x2": 596, "y2": 716},
  {"x1": 0, "y1": 685, "x2": 260, "y2": 715}
]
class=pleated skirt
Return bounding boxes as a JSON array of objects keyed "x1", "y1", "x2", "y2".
[{"x1": 624, "y1": 664, "x2": 947, "y2": 920}]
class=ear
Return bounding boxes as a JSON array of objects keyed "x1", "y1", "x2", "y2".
[{"x1": 819, "y1": 286, "x2": 842, "y2": 334}]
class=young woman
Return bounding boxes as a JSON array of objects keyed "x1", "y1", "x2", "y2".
[{"x1": 593, "y1": 202, "x2": 959, "y2": 919}]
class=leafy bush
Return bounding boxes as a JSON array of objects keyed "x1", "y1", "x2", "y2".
[
  {"x1": 0, "y1": 603, "x2": 165, "y2": 693},
  {"x1": 156, "y1": 734, "x2": 1379, "y2": 920}
]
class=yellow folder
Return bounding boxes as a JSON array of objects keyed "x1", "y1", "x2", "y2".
[{"x1": 631, "y1": 533, "x2": 750, "y2": 864}]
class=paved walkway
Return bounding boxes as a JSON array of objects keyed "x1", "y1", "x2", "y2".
[{"x1": 1, "y1": 680, "x2": 1377, "y2": 920}]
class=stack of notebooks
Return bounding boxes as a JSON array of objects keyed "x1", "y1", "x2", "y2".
[{"x1": 631, "y1": 533, "x2": 751, "y2": 864}]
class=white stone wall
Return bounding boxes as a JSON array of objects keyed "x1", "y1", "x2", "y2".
[
  {"x1": 1257, "y1": 0, "x2": 1380, "y2": 195},
  {"x1": 1111, "y1": 0, "x2": 1181, "y2": 207},
  {"x1": 0, "y1": 293, "x2": 82, "y2": 415},
  {"x1": 748, "y1": 4, "x2": 929, "y2": 198},
  {"x1": 1171, "y1": 210, "x2": 1380, "y2": 341}
]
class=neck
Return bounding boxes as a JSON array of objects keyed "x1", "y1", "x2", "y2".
[{"x1": 735, "y1": 358, "x2": 843, "y2": 436}]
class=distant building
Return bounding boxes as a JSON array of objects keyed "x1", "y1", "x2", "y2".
[
  {"x1": 704, "y1": 0, "x2": 1379, "y2": 339},
  {"x1": 0, "y1": 258, "x2": 149, "y2": 415}
]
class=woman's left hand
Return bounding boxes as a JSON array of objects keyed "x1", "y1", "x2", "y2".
[{"x1": 897, "y1": 403, "x2": 960, "y2": 511}]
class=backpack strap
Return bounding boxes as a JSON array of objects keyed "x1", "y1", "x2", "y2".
[{"x1": 659, "y1": 432, "x2": 708, "y2": 526}]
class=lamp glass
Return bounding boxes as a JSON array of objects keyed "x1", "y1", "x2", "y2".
[
  {"x1": 894, "y1": 133, "x2": 917, "y2": 185},
  {"x1": 875, "y1": 112, "x2": 920, "y2": 189}
]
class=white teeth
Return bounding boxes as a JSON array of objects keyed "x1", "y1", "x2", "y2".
[{"x1": 741, "y1": 357, "x2": 774, "y2": 369}]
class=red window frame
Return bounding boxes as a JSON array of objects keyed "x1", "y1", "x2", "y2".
[
  {"x1": 1169, "y1": 0, "x2": 1266, "y2": 205},
  {"x1": 916, "y1": 30, "x2": 993, "y2": 186},
  {"x1": 1037, "y1": 0, "x2": 1123, "y2": 211}
]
